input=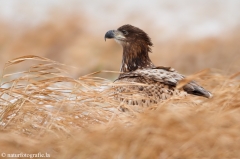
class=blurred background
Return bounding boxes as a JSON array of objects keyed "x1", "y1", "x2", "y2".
[{"x1": 0, "y1": 0, "x2": 239, "y2": 79}]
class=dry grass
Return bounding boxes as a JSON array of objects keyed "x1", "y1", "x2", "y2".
[
  {"x1": 0, "y1": 11, "x2": 239, "y2": 158},
  {"x1": 0, "y1": 55, "x2": 239, "y2": 159},
  {"x1": 1, "y1": 14, "x2": 240, "y2": 79}
]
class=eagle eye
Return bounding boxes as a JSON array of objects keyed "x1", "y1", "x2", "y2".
[{"x1": 122, "y1": 30, "x2": 128, "y2": 35}]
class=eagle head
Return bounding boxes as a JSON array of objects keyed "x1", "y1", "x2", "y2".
[
  {"x1": 105, "y1": 24, "x2": 153, "y2": 53},
  {"x1": 105, "y1": 24, "x2": 155, "y2": 72}
]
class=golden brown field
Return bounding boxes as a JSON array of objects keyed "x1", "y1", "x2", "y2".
[{"x1": 0, "y1": 14, "x2": 240, "y2": 159}]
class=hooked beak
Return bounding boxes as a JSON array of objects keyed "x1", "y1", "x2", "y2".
[{"x1": 104, "y1": 30, "x2": 125, "y2": 41}]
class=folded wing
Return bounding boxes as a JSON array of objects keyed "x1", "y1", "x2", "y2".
[{"x1": 117, "y1": 68, "x2": 212, "y2": 98}]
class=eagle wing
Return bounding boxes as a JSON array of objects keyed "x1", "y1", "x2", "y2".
[
  {"x1": 117, "y1": 67, "x2": 184, "y2": 86},
  {"x1": 117, "y1": 67, "x2": 212, "y2": 98}
]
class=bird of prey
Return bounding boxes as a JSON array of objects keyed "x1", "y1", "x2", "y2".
[{"x1": 104, "y1": 24, "x2": 212, "y2": 106}]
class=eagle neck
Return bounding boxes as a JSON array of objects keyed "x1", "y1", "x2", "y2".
[{"x1": 120, "y1": 43, "x2": 154, "y2": 73}]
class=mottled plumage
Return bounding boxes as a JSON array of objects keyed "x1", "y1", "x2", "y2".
[{"x1": 105, "y1": 24, "x2": 212, "y2": 106}]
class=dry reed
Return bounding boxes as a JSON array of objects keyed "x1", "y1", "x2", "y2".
[{"x1": 0, "y1": 55, "x2": 239, "y2": 159}]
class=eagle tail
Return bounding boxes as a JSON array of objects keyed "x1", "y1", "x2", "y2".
[{"x1": 183, "y1": 82, "x2": 213, "y2": 98}]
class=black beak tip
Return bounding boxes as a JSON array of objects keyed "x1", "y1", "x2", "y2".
[{"x1": 104, "y1": 30, "x2": 114, "y2": 41}]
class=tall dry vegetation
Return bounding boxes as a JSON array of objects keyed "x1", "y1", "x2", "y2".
[
  {"x1": 0, "y1": 14, "x2": 240, "y2": 158},
  {"x1": 1, "y1": 14, "x2": 239, "y2": 77},
  {"x1": 0, "y1": 55, "x2": 239, "y2": 158}
]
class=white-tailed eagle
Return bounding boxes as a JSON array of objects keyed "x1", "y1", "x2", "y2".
[{"x1": 105, "y1": 24, "x2": 212, "y2": 106}]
